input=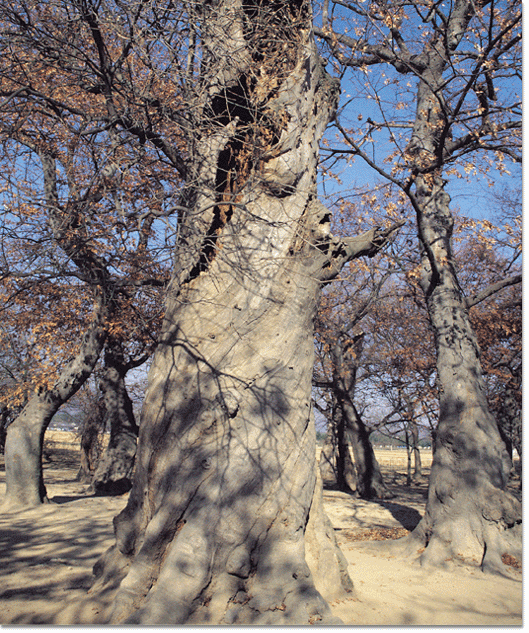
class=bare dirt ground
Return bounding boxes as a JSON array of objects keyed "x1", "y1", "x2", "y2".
[{"x1": 0, "y1": 435, "x2": 522, "y2": 626}]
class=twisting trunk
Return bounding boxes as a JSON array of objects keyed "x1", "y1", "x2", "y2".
[
  {"x1": 391, "y1": 1, "x2": 523, "y2": 568},
  {"x1": 312, "y1": 0, "x2": 521, "y2": 571},
  {"x1": 88, "y1": 1, "x2": 402, "y2": 624},
  {"x1": 90, "y1": 338, "x2": 139, "y2": 495},
  {"x1": 3, "y1": 292, "x2": 108, "y2": 508}
]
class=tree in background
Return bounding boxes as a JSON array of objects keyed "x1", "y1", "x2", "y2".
[
  {"x1": 77, "y1": 390, "x2": 106, "y2": 483},
  {"x1": 313, "y1": 215, "x2": 397, "y2": 498},
  {"x1": 316, "y1": 0, "x2": 521, "y2": 569},
  {"x1": 454, "y1": 190, "x2": 522, "y2": 468},
  {"x1": 89, "y1": 332, "x2": 152, "y2": 495},
  {"x1": 0, "y1": 0, "x2": 173, "y2": 507}
]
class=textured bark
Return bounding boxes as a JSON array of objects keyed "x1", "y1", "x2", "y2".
[
  {"x1": 3, "y1": 293, "x2": 108, "y2": 508},
  {"x1": 90, "y1": 340, "x2": 139, "y2": 496},
  {"x1": 87, "y1": 1, "x2": 401, "y2": 624},
  {"x1": 386, "y1": 0, "x2": 523, "y2": 569},
  {"x1": 405, "y1": 172, "x2": 522, "y2": 569},
  {"x1": 93, "y1": 240, "x2": 353, "y2": 624},
  {"x1": 314, "y1": 0, "x2": 521, "y2": 570}
]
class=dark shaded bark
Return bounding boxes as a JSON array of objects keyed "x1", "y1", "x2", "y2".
[
  {"x1": 330, "y1": 335, "x2": 392, "y2": 499},
  {"x1": 90, "y1": 339, "x2": 139, "y2": 496},
  {"x1": 86, "y1": 1, "x2": 403, "y2": 624},
  {"x1": 77, "y1": 398, "x2": 105, "y2": 484},
  {"x1": 319, "y1": 396, "x2": 357, "y2": 494},
  {"x1": 493, "y1": 361, "x2": 521, "y2": 474},
  {"x1": 0, "y1": 408, "x2": 8, "y2": 454}
]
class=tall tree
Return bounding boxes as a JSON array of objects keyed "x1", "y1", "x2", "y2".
[
  {"x1": 0, "y1": 0, "x2": 177, "y2": 507},
  {"x1": 455, "y1": 201, "x2": 522, "y2": 466},
  {"x1": 0, "y1": 113, "x2": 168, "y2": 507},
  {"x1": 76, "y1": 0, "x2": 404, "y2": 624},
  {"x1": 316, "y1": 0, "x2": 522, "y2": 569}
]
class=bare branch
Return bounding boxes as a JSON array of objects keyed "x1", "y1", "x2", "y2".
[{"x1": 465, "y1": 273, "x2": 521, "y2": 308}]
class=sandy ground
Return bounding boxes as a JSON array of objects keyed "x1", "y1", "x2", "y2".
[{"x1": 0, "y1": 439, "x2": 522, "y2": 626}]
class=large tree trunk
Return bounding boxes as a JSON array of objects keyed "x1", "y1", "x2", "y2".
[
  {"x1": 92, "y1": 229, "x2": 353, "y2": 624},
  {"x1": 87, "y1": 1, "x2": 401, "y2": 624},
  {"x1": 90, "y1": 339, "x2": 139, "y2": 495},
  {"x1": 2, "y1": 293, "x2": 108, "y2": 508},
  {"x1": 386, "y1": 5, "x2": 524, "y2": 567},
  {"x1": 407, "y1": 173, "x2": 522, "y2": 570}
]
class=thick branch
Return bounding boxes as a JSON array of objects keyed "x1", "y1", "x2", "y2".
[
  {"x1": 318, "y1": 220, "x2": 405, "y2": 282},
  {"x1": 49, "y1": 290, "x2": 109, "y2": 404},
  {"x1": 465, "y1": 273, "x2": 521, "y2": 308}
]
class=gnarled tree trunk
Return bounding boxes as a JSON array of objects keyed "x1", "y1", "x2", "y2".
[
  {"x1": 90, "y1": 339, "x2": 139, "y2": 495},
  {"x1": 87, "y1": 1, "x2": 402, "y2": 624},
  {"x1": 407, "y1": 173, "x2": 522, "y2": 570},
  {"x1": 382, "y1": 1, "x2": 524, "y2": 568}
]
